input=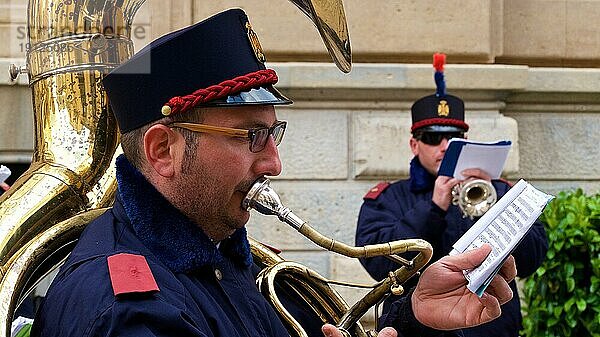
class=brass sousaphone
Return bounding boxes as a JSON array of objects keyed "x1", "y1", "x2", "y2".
[{"x1": 0, "y1": 1, "x2": 431, "y2": 336}]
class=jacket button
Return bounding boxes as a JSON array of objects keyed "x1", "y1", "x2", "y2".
[{"x1": 214, "y1": 268, "x2": 223, "y2": 281}]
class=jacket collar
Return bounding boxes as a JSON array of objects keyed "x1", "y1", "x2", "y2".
[
  {"x1": 409, "y1": 156, "x2": 436, "y2": 193},
  {"x1": 115, "y1": 155, "x2": 253, "y2": 273}
]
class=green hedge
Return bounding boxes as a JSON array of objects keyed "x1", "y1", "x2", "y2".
[{"x1": 522, "y1": 189, "x2": 600, "y2": 337}]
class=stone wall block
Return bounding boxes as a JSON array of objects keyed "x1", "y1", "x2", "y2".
[
  {"x1": 345, "y1": 0, "x2": 494, "y2": 58},
  {"x1": 192, "y1": 1, "x2": 320, "y2": 55},
  {"x1": 247, "y1": 181, "x2": 374, "y2": 250},
  {"x1": 529, "y1": 180, "x2": 600, "y2": 196},
  {"x1": 506, "y1": 113, "x2": 600, "y2": 180},
  {"x1": 566, "y1": 1, "x2": 600, "y2": 60},
  {"x1": 1, "y1": 22, "x2": 26, "y2": 58},
  {"x1": 0, "y1": 84, "x2": 33, "y2": 161},
  {"x1": 353, "y1": 112, "x2": 413, "y2": 179},
  {"x1": 526, "y1": 68, "x2": 600, "y2": 93},
  {"x1": 276, "y1": 109, "x2": 348, "y2": 180},
  {"x1": 0, "y1": 0, "x2": 26, "y2": 23},
  {"x1": 465, "y1": 112, "x2": 520, "y2": 176},
  {"x1": 1, "y1": 0, "x2": 26, "y2": 58},
  {"x1": 192, "y1": 0, "x2": 495, "y2": 62},
  {"x1": 276, "y1": 251, "x2": 331, "y2": 277},
  {"x1": 503, "y1": 0, "x2": 567, "y2": 59}
]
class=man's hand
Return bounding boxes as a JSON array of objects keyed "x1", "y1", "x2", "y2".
[
  {"x1": 321, "y1": 324, "x2": 397, "y2": 337},
  {"x1": 432, "y1": 176, "x2": 459, "y2": 211},
  {"x1": 411, "y1": 245, "x2": 516, "y2": 330},
  {"x1": 433, "y1": 168, "x2": 492, "y2": 211},
  {"x1": 0, "y1": 182, "x2": 9, "y2": 192},
  {"x1": 461, "y1": 168, "x2": 492, "y2": 182}
]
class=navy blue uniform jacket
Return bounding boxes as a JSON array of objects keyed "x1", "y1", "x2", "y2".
[
  {"x1": 356, "y1": 157, "x2": 548, "y2": 337},
  {"x1": 31, "y1": 156, "x2": 448, "y2": 337},
  {"x1": 31, "y1": 156, "x2": 290, "y2": 337}
]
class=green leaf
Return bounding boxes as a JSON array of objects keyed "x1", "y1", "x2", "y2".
[
  {"x1": 567, "y1": 278, "x2": 575, "y2": 292},
  {"x1": 564, "y1": 297, "x2": 575, "y2": 312},
  {"x1": 553, "y1": 306, "x2": 563, "y2": 318},
  {"x1": 577, "y1": 298, "x2": 587, "y2": 312},
  {"x1": 564, "y1": 263, "x2": 575, "y2": 276}
]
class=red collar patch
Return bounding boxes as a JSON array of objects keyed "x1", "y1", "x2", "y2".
[
  {"x1": 363, "y1": 182, "x2": 390, "y2": 200},
  {"x1": 107, "y1": 253, "x2": 159, "y2": 296}
]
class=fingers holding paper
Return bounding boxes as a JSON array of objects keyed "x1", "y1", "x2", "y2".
[
  {"x1": 411, "y1": 245, "x2": 516, "y2": 330},
  {"x1": 483, "y1": 255, "x2": 516, "y2": 306}
]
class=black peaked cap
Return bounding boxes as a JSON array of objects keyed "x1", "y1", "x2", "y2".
[{"x1": 103, "y1": 8, "x2": 291, "y2": 133}]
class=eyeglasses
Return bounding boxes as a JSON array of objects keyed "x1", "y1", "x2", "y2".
[
  {"x1": 414, "y1": 132, "x2": 464, "y2": 146},
  {"x1": 169, "y1": 120, "x2": 287, "y2": 153}
]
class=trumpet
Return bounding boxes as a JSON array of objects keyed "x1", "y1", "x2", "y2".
[
  {"x1": 244, "y1": 178, "x2": 433, "y2": 337},
  {"x1": 451, "y1": 179, "x2": 497, "y2": 219}
]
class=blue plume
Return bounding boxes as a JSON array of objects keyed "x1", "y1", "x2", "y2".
[{"x1": 434, "y1": 71, "x2": 446, "y2": 97}]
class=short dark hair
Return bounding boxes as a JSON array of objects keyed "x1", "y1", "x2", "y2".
[{"x1": 120, "y1": 108, "x2": 205, "y2": 172}]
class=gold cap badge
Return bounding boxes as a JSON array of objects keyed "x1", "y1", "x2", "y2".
[
  {"x1": 437, "y1": 100, "x2": 450, "y2": 117},
  {"x1": 246, "y1": 22, "x2": 265, "y2": 63}
]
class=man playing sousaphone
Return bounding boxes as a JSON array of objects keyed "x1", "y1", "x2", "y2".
[
  {"x1": 356, "y1": 54, "x2": 548, "y2": 337},
  {"x1": 31, "y1": 12, "x2": 518, "y2": 337}
]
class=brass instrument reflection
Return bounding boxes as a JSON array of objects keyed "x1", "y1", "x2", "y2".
[{"x1": 0, "y1": 1, "x2": 145, "y2": 335}]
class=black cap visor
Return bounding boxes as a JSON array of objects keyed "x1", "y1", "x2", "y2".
[
  {"x1": 201, "y1": 85, "x2": 292, "y2": 106},
  {"x1": 414, "y1": 124, "x2": 467, "y2": 133}
]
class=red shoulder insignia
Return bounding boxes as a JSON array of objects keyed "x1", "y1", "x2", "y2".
[
  {"x1": 107, "y1": 253, "x2": 159, "y2": 296},
  {"x1": 363, "y1": 182, "x2": 390, "y2": 200}
]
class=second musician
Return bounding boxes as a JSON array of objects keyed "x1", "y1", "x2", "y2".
[{"x1": 355, "y1": 54, "x2": 548, "y2": 337}]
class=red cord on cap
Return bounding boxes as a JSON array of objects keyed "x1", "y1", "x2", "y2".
[{"x1": 162, "y1": 69, "x2": 279, "y2": 116}]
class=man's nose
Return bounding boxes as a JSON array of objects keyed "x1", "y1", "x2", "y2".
[
  {"x1": 254, "y1": 136, "x2": 282, "y2": 176},
  {"x1": 440, "y1": 137, "x2": 450, "y2": 151}
]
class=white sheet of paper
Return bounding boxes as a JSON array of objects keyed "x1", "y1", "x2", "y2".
[
  {"x1": 450, "y1": 179, "x2": 554, "y2": 296},
  {"x1": 452, "y1": 142, "x2": 511, "y2": 180},
  {"x1": 0, "y1": 165, "x2": 11, "y2": 184}
]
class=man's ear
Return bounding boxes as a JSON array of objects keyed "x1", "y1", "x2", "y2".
[
  {"x1": 143, "y1": 124, "x2": 180, "y2": 177},
  {"x1": 409, "y1": 137, "x2": 419, "y2": 156}
]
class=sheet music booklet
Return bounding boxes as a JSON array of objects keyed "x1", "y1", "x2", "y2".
[
  {"x1": 438, "y1": 139, "x2": 512, "y2": 179},
  {"x1": 450, "y1": 179, "x2": 554, "y2": 296}
]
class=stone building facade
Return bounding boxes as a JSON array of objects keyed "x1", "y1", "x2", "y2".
[{"x1": 1, "y1": 0, "x2": 599, "y2": 326}]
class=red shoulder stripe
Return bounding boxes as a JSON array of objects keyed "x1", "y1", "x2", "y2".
[
  {"x1": 107, "y1": 253, "x2": 159, "y2": 296},
  {"x1": 363, "y1": 182, "x2": 391, "y2": 200}
]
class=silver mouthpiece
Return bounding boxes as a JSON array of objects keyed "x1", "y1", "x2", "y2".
[
  {"x1": 243, "y1": 177, "x2": 284, "y2": 216},
  {"x1": 243, "y1": 177, "x2": 304, "y2": 230}
]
